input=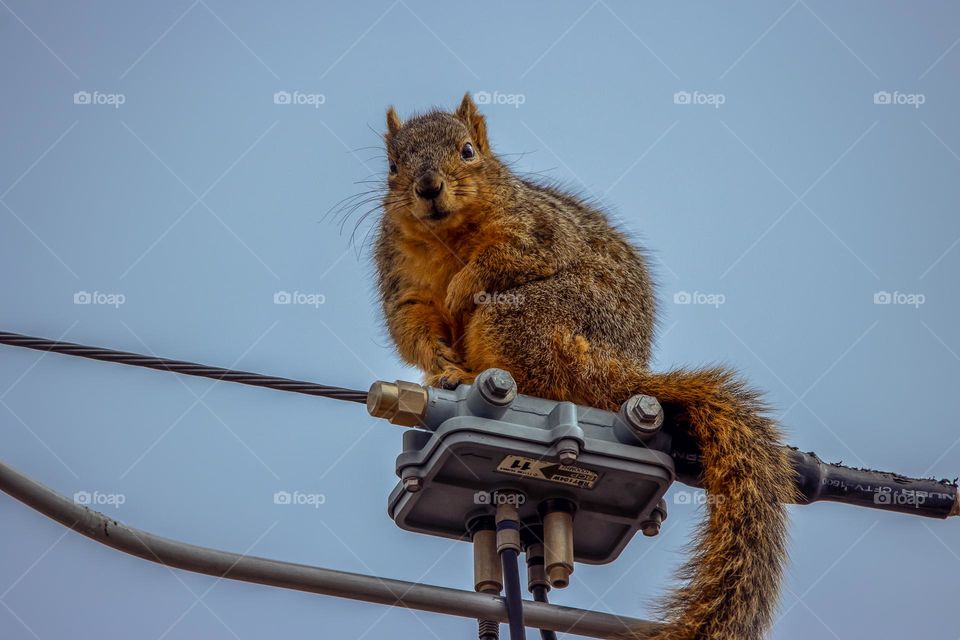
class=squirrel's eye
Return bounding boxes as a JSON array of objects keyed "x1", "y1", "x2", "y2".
[
  {"x1": 460, "y1": 142, "x2": 476, "y2": 160},
  {"x1": 389, "y1": 160, "x2": 398, "y2": 174}
]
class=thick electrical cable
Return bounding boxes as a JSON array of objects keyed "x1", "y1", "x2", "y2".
[
  {"x1": 501, "y1": 548, "x2": 526, "y2": 640},
  {"x1": 0, "y1": 331, "x2": 368, "y2": 404}
]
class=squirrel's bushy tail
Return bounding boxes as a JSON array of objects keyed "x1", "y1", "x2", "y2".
[{"x1": 606, "y1": 367, "x2": 795, "y2": 640}]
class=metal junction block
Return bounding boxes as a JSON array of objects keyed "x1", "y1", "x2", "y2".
[{"x1": 386, "y1": 369, "x2": 673, "y2": 565}]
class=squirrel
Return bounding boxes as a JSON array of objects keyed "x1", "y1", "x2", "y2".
[{"x1": 371, "y1": 93, "x2": 796, "y2": 640}]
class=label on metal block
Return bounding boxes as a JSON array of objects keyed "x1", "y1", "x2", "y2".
[{"x1": 496, "y1": 454, "x2": 599, "y2": 489}]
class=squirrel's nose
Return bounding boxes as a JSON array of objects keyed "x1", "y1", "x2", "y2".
[{"x1": 415, "y1": 172, "x2": 444, "y2": 200}]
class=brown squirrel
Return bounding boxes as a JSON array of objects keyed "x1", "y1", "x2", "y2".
[{"x1": 372, "y1": 93, "x2": 796, "y2": 640}]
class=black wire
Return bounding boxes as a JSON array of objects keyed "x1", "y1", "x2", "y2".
[
  {"x1": 0, "y1": 331, "x2": 368, "y2": 404},
  {"x1": 500, "y1": 548, "x2": 525, "y2": 640},
  {"x1": 531, "y1": 586, "x2": 558, "y2": 640}
]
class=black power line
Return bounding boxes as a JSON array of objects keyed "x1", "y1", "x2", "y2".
[{"x1": 0, "y1": 331, "x2": 368, "y2": 404}]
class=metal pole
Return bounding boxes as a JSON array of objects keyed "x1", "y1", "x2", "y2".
[{"x1": 0, "y1": 458, "x2": 662, "y2": 639}]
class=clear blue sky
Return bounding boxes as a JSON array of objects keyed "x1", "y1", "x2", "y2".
[{"x1": 1, "y1": 2, "x2": 959, "y2": 638}]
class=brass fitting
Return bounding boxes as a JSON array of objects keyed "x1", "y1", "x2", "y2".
[
  {"x1": 951, "y1": 490, "x2": 960, "y2": 517},
  {"x1": 525, "y1": 542, "x2": 549, "y2": 591},
  {"x1": 472, "y1": 529, "x2": 503, "y2": 594},
  {"x1": 495, "y1": 499, "x2": 522, "y2": 555},
  {"x1": 366, "y1": 380, "x2": 428, "y2": 427},
  {"x1": 543, "y1": 510, "x2": 574, "y2": 589}
]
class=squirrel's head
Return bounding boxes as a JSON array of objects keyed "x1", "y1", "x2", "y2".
[{"x1": 382, "y1": 93, "x2": 502, "y2": 230}]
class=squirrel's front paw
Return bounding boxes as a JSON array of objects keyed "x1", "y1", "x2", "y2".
[
  {"x1": 434, "y1": 342, "x2": 464, "y2": 369},
  {"x1": 425, "y1": 365, "x2": 475, "y2": 390},
  {"x1": 444, "y1": 269, "x2": 481, "y2": 319}
]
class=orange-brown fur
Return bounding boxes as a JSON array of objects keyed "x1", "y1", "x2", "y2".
[{"x1": 372, "y1": 93, "x2": 796, "y2": 640}]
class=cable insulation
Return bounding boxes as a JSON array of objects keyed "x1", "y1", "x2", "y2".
[{"x1": 501, "y1": 548, "x2": 525, "y2": 640}]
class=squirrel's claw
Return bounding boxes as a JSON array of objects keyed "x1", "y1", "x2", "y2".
[
  {"x1": 438, "y1": 376, "x2": 462, "y2": 390},
  {"x1": 426, "y1": 366, "x2": 474, "y2": 390}
]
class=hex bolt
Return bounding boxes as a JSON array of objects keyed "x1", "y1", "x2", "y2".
[
  {"x1": 620, "y1": 394, "x2": 664, "y2": 438},
  {"x1": 402, "y1": 476, "x2": 422, "y2": 493},
  {"x1": 632, "y1": 395, "x2": 663, "y2": 424},
  {"x1": 556, "y1": 438, "x2": 580, "y2": 465},
  {"x1": 478, "y1": 369, "x2": 518, "y2": 405},
  {"x1": 641, "y1": 500, "x2": 667, "y2": 537},
  {"x1": 640, "y1": 518, "x2": 661, "y2": 537}
]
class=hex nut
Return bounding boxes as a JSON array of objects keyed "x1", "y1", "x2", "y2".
[
  {"x1": 478, "y1": 369, "x2": 517, "y2": 405},
  {"x1": 556, "y1": 438, "x2": 580, "y2": 465},
  {"x1": 640, "y1": 504, "x2": 665, "y2": 537},
  {"x1": 633, "y1": 395, "x2": 662, "y2": 422},
  {"x1": 622, "y1": 394, "x2": 664, "y2": 435}
]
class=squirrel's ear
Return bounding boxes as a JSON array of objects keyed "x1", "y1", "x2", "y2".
[
  {"x1": 455, "y1": 92, "x2": 489, "y2": 153},
  {"x1": 385, "y1": 106, "x2": 402, "y2": 138}
]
